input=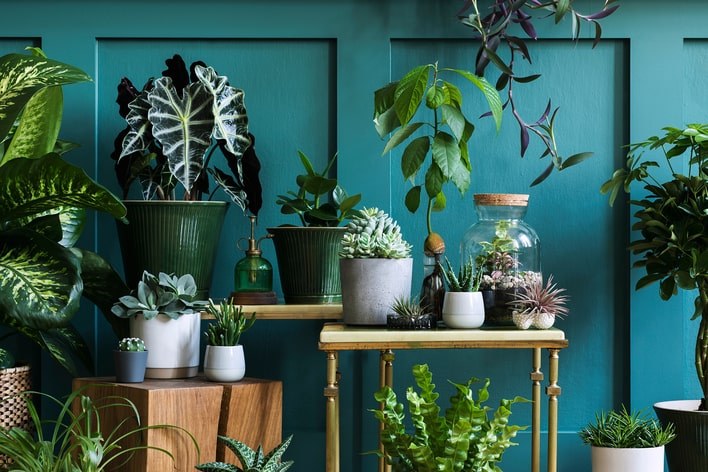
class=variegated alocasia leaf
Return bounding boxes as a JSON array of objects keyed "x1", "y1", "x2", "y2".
[
  {"x1": 147, "y1": 77, "x2": 214, "y2": 194},
  {"x1": 194, "y1": 65, "x2": 250, "y2": 158},
  {"x1": 0, "y1": 52, "x2": 91, "y2": 143},
  {"x1": 0, "y1": 154, "x2": 126, "y2": 226},
  {"x1": 0, "y1": 228, "x2": 82, "y2": 330},
  {"x1": 120, "y1": 90, "x2": 153, "y2": 159}
]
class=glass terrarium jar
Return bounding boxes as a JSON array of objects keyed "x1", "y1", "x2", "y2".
[{"x1": 460, "y1": 194, "x2": 541, "y2": 326}]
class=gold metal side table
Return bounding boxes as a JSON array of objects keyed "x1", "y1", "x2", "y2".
[{"x1": 318, "y1": 323, "x2": 569, "y2": 472}]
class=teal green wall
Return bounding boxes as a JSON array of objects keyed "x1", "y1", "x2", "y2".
[{"x1": 2, "y1": 1, "x2": 707, "y2": 470}]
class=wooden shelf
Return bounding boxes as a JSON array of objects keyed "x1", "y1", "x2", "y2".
[{"x1": 201, "y1": 303, "x2": 342, "y2": 320}]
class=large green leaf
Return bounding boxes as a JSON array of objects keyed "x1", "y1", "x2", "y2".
[
  {"x1": 394, "y1": 65, "x2": 431, "y2": 126},
  {"x1": 2, "y1": 86, "x2": 63, "y2": 165},
  {"x1": 0, "y1": 229, "x2": 82, "y2": 330},
  {"x1": 383, "y1": 122, "x2": 423, "y2": 155},
  {"x1": 0, "y1": 51, "x2": 91, "y2": 142},
  {"x1": 401, "y1": 136, "x2": 430, "y2": 181},
  {"x1": 147, "y1": 77, "x2": 214, "y2": 194},
  {"x1": 432, "y1": 131, "x2": 462, "y2": 179},
  {"x1": 448, "y1": 69, "x2": 503, "y2": 131},
  {"x1": 0, "y1": 154, "x2": 126, "y2": 225},
  {"x1": 120, "y1": 91, "x2": 153, "y2": 158}
]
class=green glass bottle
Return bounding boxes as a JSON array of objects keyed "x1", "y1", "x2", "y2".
[{"x1": 231, "y1": 216, "x2": 276, "y2": 304}]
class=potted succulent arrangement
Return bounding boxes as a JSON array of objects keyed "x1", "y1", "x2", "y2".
[
  {"x1": 203, "y1": 299, "x2": 256, "y2": 382},
  {"x1": 112, "y1": 271, "x2": 207, "y2": 379},
  {"x1": 112, "y1": 54, "x2": 263, "y2": 298},
  {"x1": 372, "y1": 363, "x2": 528, "y2": 470},
  {"x1": 114, "y1": 337, "x2": 148, "y2": 383},
  {"x1": 196, "y1": 434, "x2": 293, "y2": 472},
  {"x1": 601, "y1": 123, "x2": 708, "y2": 470},
  {"x1": 579, "y1": 406, "x2": 676, "y2": 472},
  {"x1": 386, "y1": 296, "x2": 435, "y2": 330},
  {"x1": 270, "y1": 151, "x2": 361, "y2": 304},
  {"x1": 339, "y1": 207, "x2": 413, "y2": 325},
  {"x1": 511, "y1": 275, "x2": 569, "y2": 330},
  {"x1": 439, "y1": 256, "x2": 485, "y2": 329}
]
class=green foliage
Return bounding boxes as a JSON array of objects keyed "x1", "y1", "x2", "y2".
[
  {"x1": 117, "y1": 337, "x2": 145, "y2": 352},
  {"x1": 0, "y1": 386, "x2": 198, "y2": 471},
  {"x1": 275, "y1": 151, "x2": 361, "y2": 227},
  {"x1": 339, "y1": 207, "x2": 412, "y2": 259},
  {"x1": 390, "y1": 296, "x2": 430, "y2": 321},
  {"x1": 372, "y1": 364, "x2": 528, "y2": 472},
  {"x1": 579, "y1": 406, "x2": 676, "y2": 448},
  {"x1": 0, "y1": 48, "x2": 129, "y2": 375},
  {"x1": 474, "y1": 221, "x2": 517, "y2": 277},
  {"x1": 111, "y1": 271, "x2": 206, "y2": 321},
  {"x1": 0, "y1": 347, "x2": 15, "y2": 369},
  {"x1": 195, "y1": 434, "x2": 294, "y2": 472},
  {"x1": 601, "y1": 124, "x2": 708, "y2": 404},
  {"x1": 439, "y1": 256, "x2": 482, "y2": 292},
  {"x1": 373, "y1": 62, "x2": 501, "y2": 234},
  {"x1": 204, "y1": 299, "x2": 256, "y2": 346}
]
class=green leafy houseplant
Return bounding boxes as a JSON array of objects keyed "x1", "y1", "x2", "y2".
[
  {"x1": 111, "y1": 271, "x2": 207, "y2": 320},
  {"x1": 339, "y1": 207, "x2": 412, "y2": 259},
  {"x1": 439, "y1": 256, "x2": 482, "y2": 292},
  {"x1": 0, "y1": 387, "x2": 198, "y2": 471},
  {"x1": 372, "y1": 363, "x2": 528, "y2": 471},
  {"x1": 204, "y1": 299, "x2": 256, "y2": 346},
  {"x1": 276, "y1": 151, "x2": 361, "y2": 227},
  {"x1": 601, "y1": 124, "x2": 708, "y2": 408},
  {"x1": 113, "y1": 54, "x2": 262, "y2": 212},
  {"x1": 196, "y1": 434, "x2": 294, "y2": 472},
  {"x1": 579, "y1": 406, "x2": 676, "y2": 449},
  {"x1": 0, "y1": 48, "x2": 129, "y2": 375}
]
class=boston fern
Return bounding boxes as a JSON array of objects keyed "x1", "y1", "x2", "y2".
[{"x1": 372, "y1": 364, "x2": 528, "y2": 472}]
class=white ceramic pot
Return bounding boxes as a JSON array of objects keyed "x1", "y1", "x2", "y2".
[
  {"x1": 591, "y1": 445, "x2": 665, "y2": 472},
  {"x1": 442, "y1": 292, "x2": 485, "y2": 328},
  {"x1": 340, "y1": 258, "x2": 413, "y2": 325},
  {"x1": 204, "y1": 345, "x2": 246, "y2": 382},
  {"x1": 130, "y1": 312, "x2": 200, "y2": 379}
]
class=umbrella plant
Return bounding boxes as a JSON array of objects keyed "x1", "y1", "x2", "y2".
[{"x1": 0, "y1": 48, "x2": 129, "y2": 375}]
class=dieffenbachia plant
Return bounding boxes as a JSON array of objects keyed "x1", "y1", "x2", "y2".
[{"x1": 0, "y1": 48, "x2": 129, "y2": 375}]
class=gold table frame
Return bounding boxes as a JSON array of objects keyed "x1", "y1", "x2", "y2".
[{"x1": 318, "y1": 323, "x2": 569, "y2": 472}]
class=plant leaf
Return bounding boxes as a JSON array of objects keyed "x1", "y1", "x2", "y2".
[
  {"x1": 560, "y1": 152, "x2": 594, "y2": 170},
  {"x1": 449, "y1": 69, "x2": 502, "y2": 131},
  {"x1": 383, "y1": 122, "x2": 423, "y2": 155},
  {"x1": 405, "y1": 186, "x2": 422, "y2": 213},
  {"x1": 394, "y1": 65, "x2": 430, "y2": 126},
  {"x1": 432, "y1": 131, "x2": 461, "y2": 179},
  {"x1": 424, "y1": 163, "x2": 444, "y2": 198},
  {"x1": 401, "y1": 136, "x2": 430, "y2": 181}
]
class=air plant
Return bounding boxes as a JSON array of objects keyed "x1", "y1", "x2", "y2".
[
  {"x1": 511, "y1": 275, "x2": 569, "y2": 330},
  {"x1": 387, "y1": 296, "x2": 435, "y2": 330}
]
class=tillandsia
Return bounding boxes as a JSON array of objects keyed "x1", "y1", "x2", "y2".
[
  {"x1": 458, "y1": 0, "x2": 620, "y2": 185},
  {"x1": 511, "y1": 275, "x2": 569, "y2": 329},
  {"x1": 439, "y1": 256, "x2": 482, "y2": 292},
  {"x1": 117, "y1": 337, "x2": 145, "y2": 352},
  {"x1": 204, "y1": 299, "x2": 256, "y2": 347},
  {"x1": 390, "y1": 296, "x2": 430, "y2": 321},
  {"x1": 339, "y1": 208, "x2": 412, "y2": 259}
]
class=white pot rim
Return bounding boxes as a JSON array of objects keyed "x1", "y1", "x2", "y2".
[
  {"x1": 591, "y1": 445, "x2": 665, "y2": 452},
  {"x1": 654, "y1": 400, "x2": 707, "y2": 412}
]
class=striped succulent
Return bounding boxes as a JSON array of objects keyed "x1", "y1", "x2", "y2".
[{"x1": 339, "y1": 207, "x2": 412, "y2": 259}]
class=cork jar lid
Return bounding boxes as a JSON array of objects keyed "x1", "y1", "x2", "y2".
[{"x1": 473, "y1": 193, "x2": 529, "y2": 206}]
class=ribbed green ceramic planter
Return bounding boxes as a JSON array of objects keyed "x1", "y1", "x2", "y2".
[
  {"x1": 654, "y1": 400, "x2": 708, "y2": 471},
  {"x1": 117, "y1": 201, "x2": 228, "y2": 299},
  {"x1": 268, "y1": 226, "x2": 345, "y2": 304}
]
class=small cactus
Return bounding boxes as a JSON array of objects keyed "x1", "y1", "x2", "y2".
[
  {"x1": 339, "y1": 208, "x2": 412, "y2": 259},
  {"x1": 117, "y1": 337, "x2": 146, "y2": 352},
  {"x1": 439, "y1": 256, "x2": 482, "y2": 292}
]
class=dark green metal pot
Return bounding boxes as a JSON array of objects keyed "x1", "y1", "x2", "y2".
[
  {"x1": 267, "y1": 226, "x2": 345, "y2": 304},
  {"x1": 654, "y1": 400, "x2": 708, "y2": 471},
  {"x1": 117, "y1": 201, "x2": 228, "y2": 299}
]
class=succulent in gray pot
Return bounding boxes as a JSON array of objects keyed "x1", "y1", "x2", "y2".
[
  {"x1": 112, "y1": 54, "x2": 263, "y2": 298},
  {"x1": 339, "y1": 207, "x2": 412, "y2": 325},
  {"x1": 112, "y1": 271, "x2": 207, "y2": 379},
  {"x1": 269, "y1": 151, "x2": 361, "y2": 304},
  {"x1": 114, "y1": 337, "x2": 148, "y2": 383}
]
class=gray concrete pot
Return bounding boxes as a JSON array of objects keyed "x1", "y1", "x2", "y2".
[{"x1": 340, "y1": 258, "x2": 413, "y2": 325}]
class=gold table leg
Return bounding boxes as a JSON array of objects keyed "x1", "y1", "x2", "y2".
[
  {"x1": 530, "y1": 348, "x2": 543, "y2": 472},
  {"x1": 379, "y1": 350, "x2": 394, "y2": 472},
  {"x1": 325, "y1": 351, "x2": 339, "y2": 472},
  {"x1": 546, "y1": 348, "x2": 561, "y2": 472}
]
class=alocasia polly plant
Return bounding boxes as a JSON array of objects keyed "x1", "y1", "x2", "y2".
[{"x1": 113, "y1": 54, "x2": 262, "y2": 214}]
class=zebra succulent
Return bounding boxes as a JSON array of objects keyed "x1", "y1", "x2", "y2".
[
  {"x1": 339, "y1": 208, "x2": 412, "y2": 259},
  {"x1": 439, "y1": 256, "x2": 482, "y2": 292},
  {"x1": 196, "y1": 434, "x2": 294, "y2": 472}
]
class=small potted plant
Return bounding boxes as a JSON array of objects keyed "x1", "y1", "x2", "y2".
[
  {"x1": 269, "y1": 151, "x2": 361, "y2": 304},
  {"x1": 339, "y1": 207, "x2": 412, "y2": 325},
  {"x1": 579, "y1": 406, "x2": 675, "y2": 472},
  {"x1": 203, "y1": 299, "x2": 256, "y2": 382},
  {"x1": 112, "y1": 271, "x2": 207, "y2": 379},
  {"x1": 114, "y1": 337, "x2": 148, "y2": 383},
  {"x1": 386, "y1": 296, "x2": 435, "y2": 330},
  {"x1": 196, "y1": 434, "x2": 293, "y2": 471},
  {"x1": 510, "y1": 275, "x2": 569, "y2": 330},
  {"x1": 439, "y1": 256, "x2": 485, "y2": 329}
]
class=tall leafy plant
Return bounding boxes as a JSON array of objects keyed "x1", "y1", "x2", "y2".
[{"x1": 0, "y1": 48, "x2": 129, "y2": 375}]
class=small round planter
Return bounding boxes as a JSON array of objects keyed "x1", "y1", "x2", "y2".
[
  {"x1": 591, "y1": 445, "x2": 665, "y2": 472},
  {"x1": 113, "y1": 350, "x2": 148, "y2": 383},
  {"x1": 654, "y1": 400, "x2": 708, "y2": 471},
  {"x1": 442, "y1": 292, "x2": 485, "y2": 329},
  {"x1": 203, "y1": 345, "x2": 246, "y2": 382},
  {"x1": 130, "y1": 312, "x2": 200, "y2": 379}
]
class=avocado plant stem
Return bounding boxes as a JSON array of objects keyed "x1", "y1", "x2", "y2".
[{"x1": 698, "y1": 287, "x2": 708, "y2": 410}]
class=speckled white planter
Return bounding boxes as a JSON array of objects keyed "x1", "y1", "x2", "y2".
[{"x1": 591, "y1": 445, "x2": 665, "y2": 472}]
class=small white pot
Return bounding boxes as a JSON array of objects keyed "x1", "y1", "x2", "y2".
[
  {"x1": 591, "y1": 445, "x2": 665, "y2": 472},
  {"x1": 442, "y1": 292, "x2": 485, "y2": 329},
  {"x1": 130, "y1": 312, "x2": 200, "y2": 379},
  {"x1": 204, "y1": 345, "x2": 246, "y2": 382}
]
